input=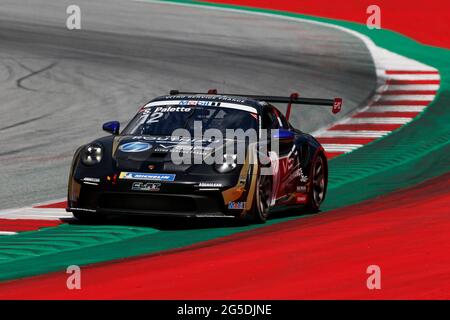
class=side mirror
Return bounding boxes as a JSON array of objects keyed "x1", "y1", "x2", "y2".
[
  {"x1": 102, "y1": 121, "x2": 120, "y2": 135},
  {"x1": 272, "y1": 129, "x2": 295, "y2": 141}
]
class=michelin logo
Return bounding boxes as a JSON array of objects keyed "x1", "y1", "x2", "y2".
[
  {"x1": 228, "y1": 201, "x2": 245, "y2": 210},
  {"x1": 119, "y1": 172, "x2": 176, "y2": 182}
]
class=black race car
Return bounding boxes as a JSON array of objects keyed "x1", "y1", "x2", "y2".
[{"x1": 67, "y1": 90, "x2": 342, "y2": 223}]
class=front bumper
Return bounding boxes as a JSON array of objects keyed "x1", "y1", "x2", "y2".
[{"x1": 67, "y1": 178, "x2": 244, "y2": 218}]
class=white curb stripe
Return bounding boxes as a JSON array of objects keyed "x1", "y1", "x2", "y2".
[
  {"x1": 322, "y1": 144, "x2": 363, "y2": 152},
  {"x1": 317, "y1": 131, "x2": 390, "y2": 138},
  {"x1": 382, "y1": 84, "x2": 440, "y2": 91},
  {"x1": 0, "y1": 231, "x2": 18, "y2": 236},
  {"x1": 0, "y1": 208, "x2": 71, "y2": 220},
  {"x1": 364, "y1": 106, "x2": 427, "y2": 112},
  {"x1": 345, "y1": 117, "x2": 413, "y2": 124},
  {"x1": 374, "y1": 94, "x2": 435, "y2": 101},
  {"x1": 1, "y1": 215, "x2": 70, "y2": 220},
  {"x1": 382, "y1": 74, "x2": 440, "y2": 80}
]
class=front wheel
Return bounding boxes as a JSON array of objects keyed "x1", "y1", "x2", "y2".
[
  {"x1": 251, "y1": 174, "x2": 272, "y2": 223},
  {"x1": 305, "y1": 154, "x2": 327, "y2": 212}
]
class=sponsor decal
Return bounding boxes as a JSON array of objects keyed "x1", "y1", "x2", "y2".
[
  {"x1": 157, "y1": 144, "x2": 172, "y2": 149},
  {"x1": 199, "y1": 182, "x2": 223, "y2": 188},
  {"x1": 179, "y1": 100, "x2": 198, "y2": 106},
  {"x1": 228, "y1": 201, "x2": 245, "y2": 210},
  {"x1": 131, "y1": 182, "x2": 161, "y2": 192},
  {"x1": 332, "y1": 98, "x2": 343, "y2": 114},
  {"x1": 81, "y1": 177, "x2": 100, "y2": 183},
  {"x1": 292, "y1": 167, "x2": 309, "y2": 183},
  {"x1": 153, "y1": 148, "x2": 170, "y2": 153},
  {"x1": 296, "y1": 195, "x2": 308, "y2": 203},
  {"x1": 132, "y1": 136, "x2": 217, "y2": 144},
  {"x1": 119, "y1": 172, "x2": 176, "y2": 182},
  {"x1": 299, "y1": 168, "x2": 309, "y2": 183},
  {"x1": 163, "y1": 95, "x2": 246, "y2": 104},
  {"x1": 197, "y1": 101, "x2": 220, "y2": 107},
  {"x1": 119, "y1": 142, "x2": 152, "y2": 153},
  {"x1": 154, "y1": 106, "x2": 192, "y2": 112},
  {"x1": 296, "y1": 185, "x2": 307, "y2": 192},
  {"x1": 153, "y1": 144, "x2": 213, "y2": 156}
]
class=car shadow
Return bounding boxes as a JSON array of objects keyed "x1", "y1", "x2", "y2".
[
  {"x1": 66, "y1": 215, "x2": 248, "y2": 231},
  {"x1": 65, "y1": 208, "x2": 315, "y2": 231}
]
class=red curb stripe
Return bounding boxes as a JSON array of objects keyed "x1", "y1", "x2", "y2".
[
  {"x1": 381, "y1": 90, "x2": 437, "y2": 95},
  {"x1": 373, "y1": 100, "x2": 431, "y2": 106},
  {"x1": 34, "y1": 201, "x2": 67, "y2": 209},
  {"x1": 386, "y1": 79, "x2": 440, "y2": 85},
  {"x1": 325, "y1": 151, "x2": 346, "y2": 159},
  {"x1": 353, "y1": 112, "x2": 420, "y2": 118},
  {"x1": 317, "y1": 137, "x2": 376, "y2": 145},
  {"x1": 329, "y1": 123, "x2": 403, "y2": 131},
  {"x1": 385, "y1": 70, "x2": 439, "y2": 74},
  {"x1": 0, "y1": 219, "x2": 61, "y2": 232}
]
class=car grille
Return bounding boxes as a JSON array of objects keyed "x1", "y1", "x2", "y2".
[{"x1": 98, "y1": 193, "x2": 224, "y2": 214}]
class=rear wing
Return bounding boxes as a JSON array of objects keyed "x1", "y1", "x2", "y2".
[{"x1": 169, "y1": 90, "x2": 342, "y2": 121}]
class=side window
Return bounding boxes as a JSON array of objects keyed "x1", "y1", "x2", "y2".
[
  {"x1": 278, "y1": 112, "x2": 290, "y2": 129},
  {"x1": 273, "y1": 107, "x2": 290, "y2": 129},
  {"x1": 262, "y1": 108, "x2": 279, "y2": 129}
]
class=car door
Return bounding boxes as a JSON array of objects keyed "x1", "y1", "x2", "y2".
[{"x1": 261, "y1": 106, "x2": 295, "y2": 204}]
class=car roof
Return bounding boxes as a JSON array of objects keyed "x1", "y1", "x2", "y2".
[{"x1": 148, "y1": 94, "x2": 267, "y2": 113}]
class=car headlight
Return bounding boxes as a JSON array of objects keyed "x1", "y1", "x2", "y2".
[
  {"x1": 81, "y1": 143, "x2": 103, "y2": 166},
  {"x1": 214, "y1": 154, "x2": 237, "y2": 173}
]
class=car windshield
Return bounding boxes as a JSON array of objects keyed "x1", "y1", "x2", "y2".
[{"x1": 122, "y1": 104, "x2": 258, "y2": 136}]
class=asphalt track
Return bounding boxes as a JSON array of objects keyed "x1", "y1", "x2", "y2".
[{"x1": 0, "y1": 0, "x2": 376, "y2": 209}]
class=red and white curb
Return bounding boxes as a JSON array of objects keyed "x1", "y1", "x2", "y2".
[
  {"x1": 313, "y1": 47, "x2": 439, "y2": 159},
  {"x1": 0, "y1": 200, "x2": 69, "y2": 235}
]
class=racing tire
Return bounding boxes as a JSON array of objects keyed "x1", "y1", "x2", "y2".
[
  {"x1": 305, "y1": 154, "x2": 327, "y2": 213},
  {"x1": 251, "y1": 173, "x2": 272, "y2": 223}
]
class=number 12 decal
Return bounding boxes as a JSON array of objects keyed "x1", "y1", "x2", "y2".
[{"x1": 147, "y1": 112, "x2": 164, "y2": 124}]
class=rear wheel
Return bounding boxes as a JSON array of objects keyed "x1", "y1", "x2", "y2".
[
  {"x1": 252, "y1": 174, "x2": 272, "y2": 223},
  {"x1": 306, "y1": 154, "x2": 327, "y2": 212}
]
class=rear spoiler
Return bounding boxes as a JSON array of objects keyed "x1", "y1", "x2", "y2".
[{"x1": 169, "y1": 90, "x2": 342, "y2": 121}]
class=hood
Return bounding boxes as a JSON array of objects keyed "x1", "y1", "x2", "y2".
[{"x1": 113, "y1": 135, "x2": 240, "y2": 173}]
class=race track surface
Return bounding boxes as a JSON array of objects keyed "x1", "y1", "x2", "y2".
[{"x1": 0, "y1": 0, "x2": 376, "y2": 209}]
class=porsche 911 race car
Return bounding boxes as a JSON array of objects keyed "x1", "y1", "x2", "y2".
[{"x1": 67, "y1": 90, "x2": 342, "y2": 223}]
